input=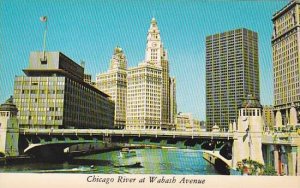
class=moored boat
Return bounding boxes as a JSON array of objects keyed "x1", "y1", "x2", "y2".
[{"x1": 119, "y1": 148, "x2": 137, "y2": 158}]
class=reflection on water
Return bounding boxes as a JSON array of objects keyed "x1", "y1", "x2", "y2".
[{"x1": 0, "y1": 148, "x2": 219, "y2": 175}]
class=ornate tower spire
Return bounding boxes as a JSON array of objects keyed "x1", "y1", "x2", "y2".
[
  {"x1": 145, "y1": 17, "x2": 164, "y2": 65},
  {"x1": 109, "y1": 46, "x2": 127, "y2": 71}
]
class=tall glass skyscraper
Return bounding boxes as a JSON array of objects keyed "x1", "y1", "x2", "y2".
[{"x1": 206, "y1": 28, "x2": 260, "y2": 131}]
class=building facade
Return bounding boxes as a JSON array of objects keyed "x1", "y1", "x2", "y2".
[
  {"x1": 161, "y1": 59, "x2": 170, "y2": 129},
  {"x1": 169, "y1": 77, "x2": 177, "y2": 128},
  {"x1": 13, "y1": 52, "x2": 115, "y2": 129},
  {"x1": 126, "y1": 63, "x2": 162, "y2": 130},
  {"x1": 84, "y1": 73, "x2": 92, "y2": 85},
  {"x1": 96, "y1": 47, "x2": 128, "y2": 129},
  {"x1": 175, "y1": 113, "x2": 201, "y2": 132},
  {"x1": 206, "y1": 28, "x2": 260, "y2": 131},
  {"x1": 262, "y1": 105, "x2": 275, "y2": 131},
  {"x1": 144, "y1": 18, "x2": 171, "y2": 130},
  {"x1": 126, "y1": 18, "x2": 175, "y2": 130},
  {"x1": 272, "y1": 0, "x2": 300, "y2": 128}
]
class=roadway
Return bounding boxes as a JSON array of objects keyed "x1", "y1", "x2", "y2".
[{"x1": 19, "y1": 128, "x2": 234, "y2": 140}]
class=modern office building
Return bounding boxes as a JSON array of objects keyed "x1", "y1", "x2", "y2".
[
  {"x1": 262, "y1": 105, "x2": 275, "y2": 131},
  {"x1": 272, "y1": 0, "x2": 300, "y2": 128},
  {"x1": 84, "y1": 73, "x2": 92, "y2": 85},
  {"x1": 175, "y1": 113, "x2": 201, "y2": 132},
  {"x1": 206, "y1": 28, "x2": 260, "y2": 131},
  {"x1": 126, "y1": 18, "x2": 175, "y2": 130},
  {"x1": 96, "y1": 47, "x2": 128, "y2": 129},
  {"x1": 13, "y1": 52, "x2": 115, "y2": 129}
]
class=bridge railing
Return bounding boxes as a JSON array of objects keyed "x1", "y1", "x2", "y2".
[{"x1": 19, "y1": 128, "x2": 234, "y2": 139}]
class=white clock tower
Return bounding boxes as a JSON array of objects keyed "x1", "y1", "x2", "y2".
[{"x1": 145, "y1": 17, "x2": 164, "y2": 65}]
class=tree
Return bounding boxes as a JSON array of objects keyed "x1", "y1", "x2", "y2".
[
  {"x1": 236, "y1": 158, "x2": 277, "y2": 176},
  {"x1": 263, "y1": 165, "x2": 277, "y2": 176}
]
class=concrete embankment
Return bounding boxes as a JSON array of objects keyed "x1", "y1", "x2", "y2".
[{"x1": 0, "y1": 155, "x2": 33, "y2": 165}]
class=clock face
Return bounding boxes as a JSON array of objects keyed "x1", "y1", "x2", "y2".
[{"x1": 152, "y1": 42, "x2": 157, "y2": 47}]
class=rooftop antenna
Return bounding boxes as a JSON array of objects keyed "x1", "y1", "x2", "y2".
[{"x1": 40, "y1": 16, "x2": 48, "y2": 61}]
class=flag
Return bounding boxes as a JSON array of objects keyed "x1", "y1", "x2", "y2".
[
  {"x1": 243, "y1": 126, "x2": 250, "y2": 142},
  {"x1": 40, "y1": 16, "x2": 47, "y2": 22},
  {"x1": 243, "y1": 131, "x2": 248, "y2": 142}
]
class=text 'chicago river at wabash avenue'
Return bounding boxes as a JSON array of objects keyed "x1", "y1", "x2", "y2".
[{"x1": 86, "y1": 175, "x2": 206, "y2": 185}]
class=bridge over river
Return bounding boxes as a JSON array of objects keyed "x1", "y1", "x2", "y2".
[{"x1": 16, "y1": 128, "x2": 300, "y2": 176}]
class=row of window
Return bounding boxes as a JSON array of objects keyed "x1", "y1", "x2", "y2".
[
  {"x1": 274, "y1": 9, "x2": 297, "y2": 35},
  {"x1": 17, "y1": 107, "x2": 62, "y2": 112},
  {"x1": 15, "y1": 80, "x2": 65, "y2": 86},
  {"x1": 14, "y1": 98, "x2": 64, "y2": 105},
  {"x1": 240, "y1": 109, "x2": 260, "y2": 117},
  {"x1": 275, "y1": 96, "x2": 300, "y2": 105},
  {"x1": 19, "y1": 115, "x2": 63, "y2": 121},
  {"x1": 126, "y1": 125, "x2": 160, "y2": 130},
  {"x1": 128, "y1": 69, "x2": 161, "y2": 75}
]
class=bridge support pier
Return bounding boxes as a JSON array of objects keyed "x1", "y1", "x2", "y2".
[
  {"x1": 273, "y1": 146, "x2": 280, "y2": 174},
  {"x1": 27, "y1": 145, "x2": 67, "y2": 162},
  {"x1": 262, "y1": 144, "x2": 274, "y2": 166},
  {"x1": 0, "y1": 97, "x2": 19, "y2": 157},
  {"x1": 176, "y1": 141, "x2": 185, "y2": 149},
  {"x1": 287, "y1": 146, "x2": 298, "y2": 176},
  {"x1": 297, "y1": 147, "x2": 300, "y2": 176},
  {"x1": 232, "y1": 133, "x2": 264, "y2": 169},
  {"x1": 232, "y1": 96, "x2": 264, "y2": 170}
]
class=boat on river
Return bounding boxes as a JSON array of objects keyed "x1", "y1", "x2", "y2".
[
  {"x1": 114, "y1": 162, "x2": 143, "y2": 168},
  {"x1": 119, "y1": 148, "x2": 137, "y2": 158}
]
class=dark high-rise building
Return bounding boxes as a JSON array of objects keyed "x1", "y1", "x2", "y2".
[
  {"x1": 206, "y1": 28, "x2": 260, "y2": 131},
  {"x1": 13, "y1": 52, "x2": 115, "y2": 129}
]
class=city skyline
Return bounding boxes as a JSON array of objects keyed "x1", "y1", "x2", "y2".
[
  {"x1": 1, "y1": 0, "x2": 300, "y2": 179},
  {"x1": 1, "y1": 0, "x2": 287, "y2": 120}
]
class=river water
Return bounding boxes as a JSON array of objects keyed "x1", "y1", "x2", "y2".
[{"x1": 0, "y1": 148, "x2": 219, "y2": 175}]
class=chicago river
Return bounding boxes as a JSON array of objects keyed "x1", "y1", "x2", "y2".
[{"x1": 0, "y1": 148, "x2": 219, "y2": 175}]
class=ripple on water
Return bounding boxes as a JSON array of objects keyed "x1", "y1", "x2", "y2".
[{"x1": 0, "y1": 148, "x2": 220, "y2": 175}]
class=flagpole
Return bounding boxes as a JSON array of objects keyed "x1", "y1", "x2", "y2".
[{"x1": 43, "y1": 19, "x2": 47, "y2": 60}]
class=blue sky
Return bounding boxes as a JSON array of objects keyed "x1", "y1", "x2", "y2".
[{"x1": 0, "y1": 0, "x2": 287, "y2": 120}]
